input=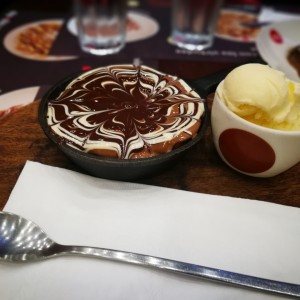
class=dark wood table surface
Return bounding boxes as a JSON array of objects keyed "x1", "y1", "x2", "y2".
[{"x1": 1, "y1": 93, "x2": 299, "y2": 211}]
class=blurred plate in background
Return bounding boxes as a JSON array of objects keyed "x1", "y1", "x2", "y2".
[
  {"x1": 256, "y1": 20, "x2": 300, "y2": 82},
  {"x1": 4, "y1": 19, "x2": 76, "y2": 61},
  {"x1": 0, "y1": 86, "x2": 39, "y2": 119},
  {"x1": 215, "y1": 9, "x2": 260, "y2": 43}
]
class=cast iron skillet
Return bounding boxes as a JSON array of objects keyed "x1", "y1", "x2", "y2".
[{"x1": 39, "y1": 67, "x2": 232, "y2": 180}]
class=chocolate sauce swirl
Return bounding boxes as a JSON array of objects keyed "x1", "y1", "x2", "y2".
[{"x1": 47, "y1": 65, "x2": 204, "y2": 159}]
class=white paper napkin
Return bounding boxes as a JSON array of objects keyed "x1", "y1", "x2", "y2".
[{"x1": 1, "y1": 161, "x2": 300, "y2": 300}]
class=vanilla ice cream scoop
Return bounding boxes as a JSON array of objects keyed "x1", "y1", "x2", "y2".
[{"x1": 218, "y1": 63, "x2": 300, "y2": 130}]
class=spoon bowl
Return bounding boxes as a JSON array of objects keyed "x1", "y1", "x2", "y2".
[
  {"x1": 0, "y1": 211, "x2": 56, "y2": 261},
  {"x1": 0, "y1": 211, "x2": 299, "y2": 297}
]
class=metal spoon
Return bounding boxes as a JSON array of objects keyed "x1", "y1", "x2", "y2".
[{"x1": 0, "y1": 211, "x2": 299, "y2": 298}]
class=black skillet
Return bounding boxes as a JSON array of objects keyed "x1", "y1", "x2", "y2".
[{"x1": 38, "y1": 66, "x2": 232, "y2": 180}]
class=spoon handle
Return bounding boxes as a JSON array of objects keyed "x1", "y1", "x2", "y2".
[{"x1": 56, "y1": 244, "x2": 300, "y2": 298}]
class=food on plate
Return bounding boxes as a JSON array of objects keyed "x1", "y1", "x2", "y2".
[
  {"x1": 216, "y1": 10, "x2": 260, "y2": 41},
  {"x1": 287, "y1": 45, "x2": 300, "y2": 77},
  {"x1": 47, "y1": 65, "x2": 205, "y2": 159},
  {"x1": 126, "y1": 17, "x2": 140, "y2": 31},
  {"x1": 15, "y1": 22, "x2": 62, "y2": 57},
  {"x1": 217, "y1": 63, "x2": 300, "y2": 130}
]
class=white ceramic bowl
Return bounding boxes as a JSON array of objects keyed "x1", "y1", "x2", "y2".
[{"x1": 211, "y1": 81, "x2": 300, "y2": 177}]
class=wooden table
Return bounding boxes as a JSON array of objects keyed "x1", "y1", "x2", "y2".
[{"x1": 1, "y1": 97, "x2": 299, "y2": 210}]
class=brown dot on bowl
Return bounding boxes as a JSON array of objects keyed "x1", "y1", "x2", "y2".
[{"x1": 219, "y1": 129, "x2": 275, "y2": 174}]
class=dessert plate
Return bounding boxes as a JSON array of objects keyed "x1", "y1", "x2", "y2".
[
  {"x1": 67, "y1": 11, "x2": 160, "y2": 43},
  {"x1": 3, "y1": 19, "x2": 77, "y2": 61},
  {"x1": 256, "y1": 20, "x2": 300, "y2": 82}
]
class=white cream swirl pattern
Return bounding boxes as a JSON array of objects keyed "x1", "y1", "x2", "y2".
[{"x1": 47, "y1": 65, "x2": 205, "y2": 159}]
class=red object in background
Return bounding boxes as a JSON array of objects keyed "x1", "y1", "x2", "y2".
[
  {"x1": 81, "y1": 65, "x2": 92, "y2": 71},
  {"x1": 269, "y1": 29, "x2": 283, "y2": 44}
]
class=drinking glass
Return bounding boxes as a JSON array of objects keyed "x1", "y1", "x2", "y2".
[
  {"x1": 74, "y1": 0, "x2": 127, "y2": 55},
  {"x1": 171, "y1": 0, "x2": 223, "y2": 51}
]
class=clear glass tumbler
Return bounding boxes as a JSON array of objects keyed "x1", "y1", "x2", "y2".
[
  {"x1": 171, "y1": 0, "x2": 223, "y2": 51},
  {"x1": 74, "y1": 0, "x2": 127, "y2": 55}
]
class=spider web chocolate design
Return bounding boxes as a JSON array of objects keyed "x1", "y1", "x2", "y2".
[{"x1": 47, "y1": 65, "x2": 204, "y2": 159}]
